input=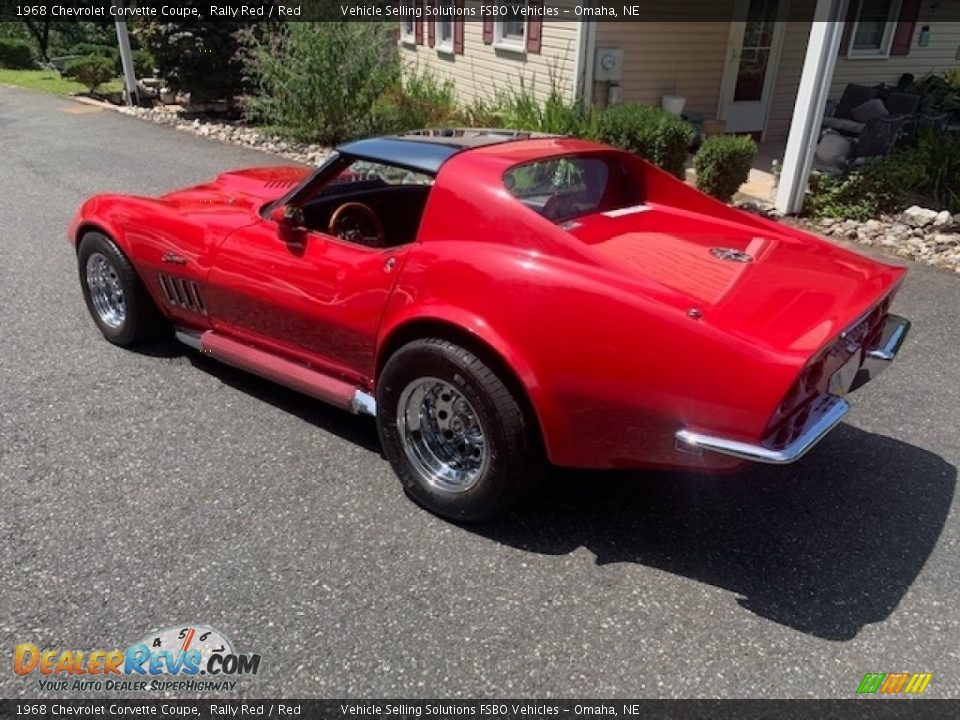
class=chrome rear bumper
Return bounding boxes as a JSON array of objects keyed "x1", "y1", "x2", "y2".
[
  {"x1": 849, "y1": 314, "x2": 911, "y2": 392},
  {"x1": 675, "y1": 395, "x2": 850, "y2": 465},
  {"x1": 674, "y1": 314, "x2": 909, "y2": 465}
]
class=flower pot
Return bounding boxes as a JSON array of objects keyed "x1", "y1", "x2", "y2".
[{"x1": 661, "y1": 95, "x2": 686, "y2": 117}]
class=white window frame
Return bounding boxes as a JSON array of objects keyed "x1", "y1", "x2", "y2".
[
  {"x1": 435, "y1": 0, "x2": 455, "y2": 54},
  {"x1": 400, "y1": 18, "x2": 416, "y2": 45},
  {"x1": 494, "y1": 2, "x2": 527, "y2": 52},
  {"x1": 400, "y1": 0, "x2": 416, "y2": 46},
  {"x1": 847, "y1": 0, "x2": 902, "y2": 58}
]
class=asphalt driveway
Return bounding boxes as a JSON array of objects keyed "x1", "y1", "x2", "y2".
[{"x1": 1, "y1": 86, "x2": 958, "y2": 698}]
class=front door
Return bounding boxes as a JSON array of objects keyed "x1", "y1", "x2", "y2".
[
  {"x1": 718, "y1": 0, "x2": 789, "y2": 136},
  {"x1": 205, "y1": 221, "x2": 408, "y2": 384}
]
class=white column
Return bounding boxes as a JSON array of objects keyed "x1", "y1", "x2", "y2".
[
  {"x1": 113, "y1": 0, "x2": 138, "y2": 107},
  {"x1": 775, "y1": 2, "x2": 849, "y2": 214}
]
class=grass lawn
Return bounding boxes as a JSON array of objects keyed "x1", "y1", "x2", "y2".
[{"x1": 0, "y1": 69, "x2": 86, "y2": 96}]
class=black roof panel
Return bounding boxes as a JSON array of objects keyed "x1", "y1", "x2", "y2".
[{"x1": 337, "y1": 129, "x2": 556, "y2": 174}]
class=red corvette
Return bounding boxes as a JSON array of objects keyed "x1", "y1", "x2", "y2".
[{"x1": 70, "y1": 130, "x2": 910, "y2": 520}]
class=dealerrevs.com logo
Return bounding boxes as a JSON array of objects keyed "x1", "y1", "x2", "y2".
[{"x1": 14, "y1": 625, "x2": 261, "y2": 692}]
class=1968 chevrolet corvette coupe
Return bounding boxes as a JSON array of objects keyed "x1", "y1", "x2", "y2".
[{"x1": 70, "y1": 130, "x2": 910, "y2": 520}]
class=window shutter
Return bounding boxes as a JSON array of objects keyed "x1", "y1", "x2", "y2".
[
  {"x1": 483, "y1": 4, "x2": 494, "y2": 45},
  {"x1": 415, "y1": 0, "x2": 424, "y2": 44},
  {"x1": 526, "y1": 2, "x2": 544, "y2": 54},
  {"x1": 838, "y1": 0, "x2": 859, "y2": 56},
  {"x1": 454, "y1": 1, "x2": 466, "y2": 55},
  {"x1": 427, "y1": 1, "x2": 435, "y2": 47},
  {"x1": 891, "y1": 0, "x2": 921, "y2": 56}
]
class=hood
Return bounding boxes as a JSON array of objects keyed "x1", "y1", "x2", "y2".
[
  {"x1": 567, "y1": 203, "x2": 906, "y2": 357},
  {"x1": 160, "y1": 166, "x2": 310, "y2": 213}
]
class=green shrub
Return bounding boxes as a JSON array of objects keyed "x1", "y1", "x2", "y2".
[
  {"x1": 495, "y1": 86, "x2": 593, "y2": 135},
  {"x1": 805, "y1": 149, "x2": 927, "y2": 220},
  {"x1": 367, "y1": 70, "x2": 458, "y2": 135},
  {"x1": 693, "y1": 135, "x2": 757, "y2": 202},
  {"x1": 136, "y1": 19, "x2": 249, "y2": 103},
  {"x1": 589, "y1": 104, "x2": 694, "y2": 178},
  {"x1": 133, "y1": 49, "x2": 156, "y2": 77},
  {"x1": 68, "y1": 43, "x2": 120, "y2": 63},
  {"x1": 0, "y1": 39, "x2": 36, "y2": 70},
  {"x1": 239, "y1": 23, "x2": 401, "y2": 144},
  {"x1": 912, "y1": 131, "x2": 960, "y2": 212},
  {"x1": 62, "y1": 56, "x2": 115, "y2": 93}
]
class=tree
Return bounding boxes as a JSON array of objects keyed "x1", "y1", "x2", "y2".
[{"x1": 135, "y1": 2, "x2": 270, "y2": 104}]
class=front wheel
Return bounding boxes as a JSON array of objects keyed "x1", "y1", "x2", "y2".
[
  {"x1": 377, "y1": 339, "x2": 541, "y2": 522},
  {"x1": 78, "y1": 232, "x2": 167, "y2": 346}
]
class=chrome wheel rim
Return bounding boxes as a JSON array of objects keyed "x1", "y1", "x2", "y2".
[
  {"x1": 397, "y1": 377, "x2": 489, "y2": 493},
  {"x1": 85, "y1": 252, "x2": 126, "y2": 328}
]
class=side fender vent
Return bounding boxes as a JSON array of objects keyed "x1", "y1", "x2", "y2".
[{"x1": 158, "y1": 274, "x2": 207, "y2": 315}]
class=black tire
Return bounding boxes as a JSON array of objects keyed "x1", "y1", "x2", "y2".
[
  {"x1": 377, "y1": 338, "x2": 542, "y2": 522},
  {"x1": 77, "y1": 232, "x2": 167, "y2": 346}
]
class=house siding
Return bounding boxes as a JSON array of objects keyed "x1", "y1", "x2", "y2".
[
  {"x1": 397, "y1": 4, "x2": 580, "y2": 104},
  {"x1": 593, "y1": 17, "x2": 735, "y2": 116}
]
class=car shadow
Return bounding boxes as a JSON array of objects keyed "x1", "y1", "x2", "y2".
[
  {"x1": 472, "y1": 423, "x2": 955, "y2": 641},
  {"x1": 182, "y1": 349, "x2": 382, "y2": 454},
  {"x1": 141, "y1": 339, "x2": 955, "y2": 640}
]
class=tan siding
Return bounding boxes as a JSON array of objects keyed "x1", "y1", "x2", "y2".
[
  {"x1": 398, "y1": 3, "x2": 580, "y2": 104},
  {"x1": 594, "y1": 12, "x2": 735, "y2": 116}
]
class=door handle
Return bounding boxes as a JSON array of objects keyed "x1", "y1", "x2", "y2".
[{"x1": 383, "y1": 257, "x2": 396, "y2": 273}]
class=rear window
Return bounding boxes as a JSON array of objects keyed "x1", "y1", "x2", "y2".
[{"x1": 503, "y1": 155, "x2": 636, "y2": 222}]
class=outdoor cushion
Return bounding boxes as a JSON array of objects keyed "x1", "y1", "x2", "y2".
[
  {"x1": 822, "y1": 116, "x2": 866, "y2": 135},
  {"x1": 834, "y1": 84, "x2": 879, "y2": 119},
  {"x1": 884, "y1": 92, "x2": 921, "y2": 116},
  {"x1": 816, "y1": 131, "x2": 852, "y2": 168},
  {"x1": 851, "y1": 98, "x2": 890, "y2": 124}
]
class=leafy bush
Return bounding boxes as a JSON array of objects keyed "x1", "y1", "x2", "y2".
[
  {"x1": 806, "y1": 149, "x2": 928, "y2": 220},
  {"x1": 910, "y1": 131, "x2": 960, "y2": 212},
  {"x1": 494, "y1": 87, "x2": 593, "y2": 136},
  {"x1": 68, "y1": 43, "x2": 120, "y2": 64},
  {"x1": 136, "y1": 19, "x2": 249, "y2": 103},
  {"x1": 239, "y1": 23, "x2": 401, "y2": 144},
  {"x1": 0, "y1": 39, "x2": 36, "y2": 70},
  {"x1": 367, "y1": 70, "x2": 458, "y2": 135},
  {"x1": 589, "y1": 103, "x2": 694, "y2": 178},
  {"x1": 133, "y1": 49, "x2": 156, "y2": 77},
  {"x1": 693, "y1": 135, "x2": 757, "y2": 202},
  {"x1": 62, "y1": 56, "x2": 116, "y2": 93}
]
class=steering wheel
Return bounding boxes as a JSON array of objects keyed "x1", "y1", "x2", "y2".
[{"x1": 328, "y1": 202, "x2": 387, "y2": 247}]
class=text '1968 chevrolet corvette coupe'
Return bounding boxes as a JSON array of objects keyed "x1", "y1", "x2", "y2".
[{"x1": 70, "y1": 129, "x2": 910, "y2": 520}]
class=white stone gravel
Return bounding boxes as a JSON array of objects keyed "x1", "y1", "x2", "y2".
[
  {"x1": 118, "y1": 105, "x2": 332, "y2": 167},
  {"x1": 810, "y1": 210, "x2": 960, "y2": 273}
]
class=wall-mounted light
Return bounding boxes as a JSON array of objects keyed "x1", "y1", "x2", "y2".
[{"x1": 918, "y1": 25, "x2": 931, "y2": 47}]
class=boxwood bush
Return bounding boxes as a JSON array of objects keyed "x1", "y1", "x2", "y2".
[
  {"x1": 0, "y1": 39, "x2": 35, "y2": 70},
  {"x1": 693, "y1": 135, "x2": 757, "y2": 202},
  {"x1": 589, "y1": 104, "x2": 694, "y2": 178},
  {"x1": 62, "y1": 56, "x2": 116, "y2": 93}
]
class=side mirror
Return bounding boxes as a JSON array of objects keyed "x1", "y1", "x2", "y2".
[{"x1": 269, "y1": 204, "x2": 304, "y2": 227}]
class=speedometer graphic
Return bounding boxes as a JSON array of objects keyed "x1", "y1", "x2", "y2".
[{"x1": 138, "y1": 625, "x2": 235, "y2": 674}]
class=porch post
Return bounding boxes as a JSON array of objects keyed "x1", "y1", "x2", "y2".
[{"x1": 774, "y1": 1, "x2": 849, "y2": 214}]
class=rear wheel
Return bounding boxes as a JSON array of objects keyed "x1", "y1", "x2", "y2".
[
  {"x1": 78, "y1": 232, "x2": 167, "y2": 346},
  {"x1": 377, "y1": 338, "x2": 541, "y2": 521}
]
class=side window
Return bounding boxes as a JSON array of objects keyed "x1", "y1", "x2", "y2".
[{"x1": 504, "y1": 156, "x2": 635, "y2": 222}]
